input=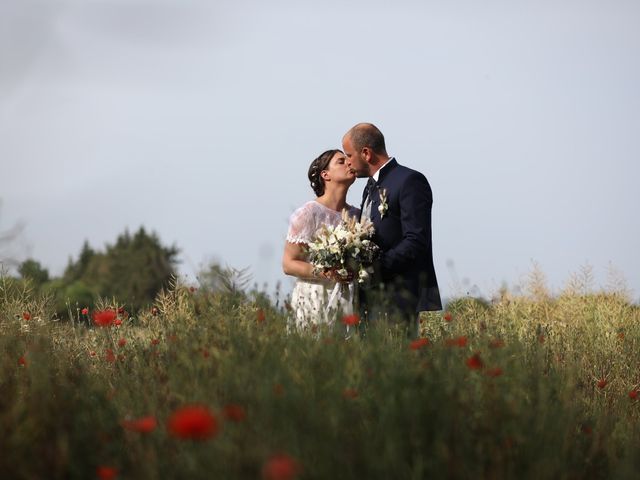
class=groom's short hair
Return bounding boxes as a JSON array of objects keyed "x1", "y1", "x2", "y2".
[{"x1": 348, "y1": 123, "x2": 387, "y2": 155}]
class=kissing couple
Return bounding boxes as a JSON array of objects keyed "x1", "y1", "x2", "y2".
[{"x1": 283, "y1": 123, "x2": 442, "y2": 337}]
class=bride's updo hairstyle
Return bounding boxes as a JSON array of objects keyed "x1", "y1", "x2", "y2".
[{"x1": 308, "y1": 149, "x2": 341, "y2": 197}]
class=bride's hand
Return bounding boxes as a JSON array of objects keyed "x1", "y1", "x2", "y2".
[{"x1": 324, "y1": 268, "x2": 354, "y2": 284}]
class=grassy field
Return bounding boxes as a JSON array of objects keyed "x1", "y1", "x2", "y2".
[{"x1": 1, "y1": 273, "x2": 640, "y2": 479}]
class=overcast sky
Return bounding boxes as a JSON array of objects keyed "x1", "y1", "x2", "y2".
[{"x1": 1, "y1": 0, "x2": 639, "y2": 302}]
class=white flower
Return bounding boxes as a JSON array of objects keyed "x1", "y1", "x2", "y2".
[{"x1": 358, "y1": 268, "x2": 369, "y2": 283}]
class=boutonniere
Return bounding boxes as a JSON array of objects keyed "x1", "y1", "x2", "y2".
[{"x1": 377, "y1": 188, "x2": 388, "y2": 218}]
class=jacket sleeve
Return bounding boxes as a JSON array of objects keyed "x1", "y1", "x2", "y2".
[{"x1": 381, "y1": 172, "x2": 432, "y2": 276}]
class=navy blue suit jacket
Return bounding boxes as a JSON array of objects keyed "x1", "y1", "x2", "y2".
[{"x1": 359, "y1": 159, "x2": 442, "y2": 313}]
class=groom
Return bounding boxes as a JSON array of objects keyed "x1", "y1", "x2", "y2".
[{"x1": 342, "y1": 123, "x2": 442, "y2": 335}]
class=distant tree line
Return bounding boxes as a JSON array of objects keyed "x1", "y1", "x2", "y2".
[{"x1": 15, "y1": 227, "x2": 179, "y2": 317}]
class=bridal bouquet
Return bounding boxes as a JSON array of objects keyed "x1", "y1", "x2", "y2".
[{"x1": 307, "y1": 209, "x2": 380, "y2": 284}]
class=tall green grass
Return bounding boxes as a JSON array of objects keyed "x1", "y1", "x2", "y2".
[{"x1": 1, "y1": 273, "x2": 639, "y2": 479}]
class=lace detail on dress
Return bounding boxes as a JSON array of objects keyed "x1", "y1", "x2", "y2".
[{"x1": 286, "y1": 201, "x2": 360, "y2": 245}]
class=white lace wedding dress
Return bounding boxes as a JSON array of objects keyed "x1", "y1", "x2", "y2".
[{"x1": 286, "y1": 200, "x2": 360, "y2": 329}]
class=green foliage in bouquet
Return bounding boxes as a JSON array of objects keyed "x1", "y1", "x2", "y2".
[{"x1": 306, "y1": 209, "x2": 380, "y2": 283}]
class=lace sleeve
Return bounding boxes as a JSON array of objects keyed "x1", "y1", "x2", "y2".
[{"x1": 286, "y1": 203, "x2": 317, "y2": 244}]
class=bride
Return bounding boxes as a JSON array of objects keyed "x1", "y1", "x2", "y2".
[{"x1": 282, "y1": 149, "x2": 360, "y2": 329}]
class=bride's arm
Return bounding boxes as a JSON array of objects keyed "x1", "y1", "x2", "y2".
[{"x1": 282, "y1": 242, "x2": 321, "y2": 280}]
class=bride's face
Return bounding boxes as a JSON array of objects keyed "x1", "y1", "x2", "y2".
[{"x1": 322, "y1": 152, "x2": 356, "y2": 188}]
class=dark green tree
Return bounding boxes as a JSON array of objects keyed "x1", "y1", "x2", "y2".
[
  {"x1": 18, "y1": 259, "x2": 50, "y2": 286},
  {"x1": 64, "y1": 227, "x2": 179, "y2": 312}
]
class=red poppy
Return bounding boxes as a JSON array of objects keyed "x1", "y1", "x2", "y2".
[
  {"x1": 151, "y1": 306, "x2": 159, "y2": 316},
  {"x1": 257, "y1": 309, "x2": 266, "y2": 323},
  {"x1": 90, "y1": 351, "x2": 97, "y2": 357},
  {"x1": 446, "y1": 336, "x2": 468, "y2": 348},
  {"x1": 202, "y1": 349, "x2": 210, "y2": 358},
  {"x1": 114, "y1": 319, "x2": 122, "y2": 326},
  {"x1": 629, "y1": 389, "x2": 638, "y2": 400},
  {"x1": 22, "y1": 312, "x2": 31, "y2": 321},
  {"x1": 262, "y1": 453, "x2": 301, "y2": 480},
  {"x1": 443, "y1": 312, "x2": 453, "y2": 322},
  {"x1": 151, "y1": 338, "x2": 160, "y2": 346},
  {"x1": 189, "y1": 286, "x2": 197, "y2": 293},
  {"x1": 93, "y1": 310, "x2": 117, "y2": 327},
  {"x1": 117, "y1": 338, "x2": 127, "y2": 347},
  {"x1": 96, "y1": 466, "x2": 118, "y2": 480},
  {"x1": 223, "y1": 404, "x2": 247, "y2": 422},
  {"x1": 81, "y1": 307, "x2": 89, "y2": 315},
  {"x1": 342, "y1": 388, "x2": 359, "y2": 399},
  {"x1": 105, "y1": 349, "x2": 116, "y2": 363},
  {"x1": 409, "y1": 338, "x2": 430, "y2": 350},
  {"x1": 597, "y1": 378, "x2": 608, "y2": 389},
  {"x1": 121, "y1": 415, "x2": 157, "y2": 434},
  {"x1": 486, "y1": 367, "x2": 503, "y2": 377},
  {"x1": 489, "y1": 339, "x2": 505, "y2": 349},
  {"x1": 273, "y1": 383, "x2": 285, "y2": 397},
  {"x1": 18, "y1": 355, "x2": 27, "y2": 367},
  {"x1": 342, "y1": 314, "x2": 360, "y2": 326},
  {"x1": 538, "y1": 334, "x2": 545, "y2": 344},
  {"x1": 581, "y1": 424, "x2": 592, "y2": 435},
  {"x1": 167, "y1": 405, "x2": 218, "y2": 440},
  {"x1": 466, "y1": 353, "x2": 483, "y2": 370}
]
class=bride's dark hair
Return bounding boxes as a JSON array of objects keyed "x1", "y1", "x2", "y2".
[{"x1": 308, "y1": 149, "x2": 341, "y2": 197}]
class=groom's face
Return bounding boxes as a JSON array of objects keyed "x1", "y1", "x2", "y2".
[{"x1": 342, "y1": 135, "x2": 369, "y2": 178}]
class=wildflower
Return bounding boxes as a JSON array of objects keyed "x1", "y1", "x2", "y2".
[
  {"x1": 117, "y1": 338, "x2": 127, "y2": 347},
  {"x1": 96, "y1": 466, "x2": 118, "y2": 480},
  {"x1": 443, "y1": 312, "x2": 453, "y2": 322},
  {"x1": 273, "y1": 383, "x2": 284, "y2": 397},
  {"x1": 105, "y1": 349, "x2": 116, "y2": 363},
  {"x1": 90, "y1": 351, "x2": 97, "y2": 357},
  {"x1": 121, "y1": 416, "x2": 157, "y2": 434},
  {"x1": 257, "y1": 309, "x2": 266, "y2": 323},
  {"x1": 486, "y1": 367, "x2": 503, "y2": 378},
  {"x1": 446, "y1": 336, "x2": 468, "y2": 348},
  {"x1": 93, "y1": 310, "x2": 117, "y2": 327},
  {"x1": 151, "y1": 306, "x2": 159, "y2": 316},
  {"x1": 22, "y1": 312, "x2": 31, "y2": 321},
  {"x1": 114, "y1": 319, "x2": 122, "y2": 326},
  {"x1": 18, "y1": 355, "x2": 27, "y2": 367},
  {"x1": 151, "y1": 338, "x2": 160, "y2": 346},
  {"x1": 409, "y1": 338, "x2": 429, "y2": 350},
  {"x1": 262, "y1": 453, "x2": 301, "y2": 480},
  {"x1": 342, "y1": 388, "x2": 359, "y2": 399},
  {"x1": 597, "y1": 378, "x2": 608, "y2": 389},
  {"x1": 189, "y1": 286, "x2": 197, "y2": 293},
  {"x1": 117, "y1": 307, "x2": 125, "y2": 314},
  {"x1": 538, "y1": 334, "x2": 545, "y2": 344},
  {"x1": 581, "y1": 424, "x2": 592, "y2": 435},
  {"x1": 342, "y1": 314, "x2": 360, "y2": 326},
  {"x1": 489, "y1": 339, "x2": 505, "y2": 349},
  {"x1": 223, "y1": 404, "x2": 247, "y2": 422},
  {"x1": 167, "y1": 405, "x2": 218, "y2": 440},
  {"x1": 629, "y1": 389, "x2": 638, "y2": 400},
  {"x1": 202, "y1": 349, "x2": 210, "y2": 358},
  {"x1": 465, "y1": 353, "x2": 483, "y2": 370},
  {"x1": 81, "y1": 307, "x2": 89, "y2": 315}
]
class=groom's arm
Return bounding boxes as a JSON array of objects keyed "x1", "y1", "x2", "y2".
[{"x1": 380, "y1": 172, "x2": 432, "y2": 276}]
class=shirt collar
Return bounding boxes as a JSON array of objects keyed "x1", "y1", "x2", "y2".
[{"x1": 372, "y1": 157, "x2": 394, "y2": 182}]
